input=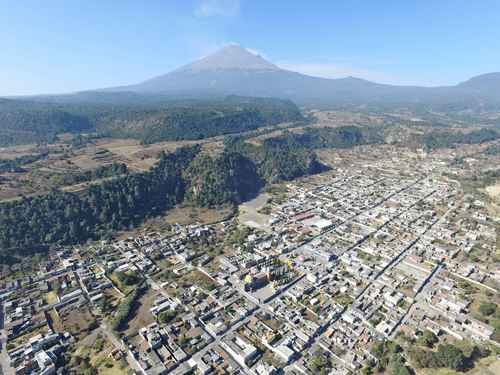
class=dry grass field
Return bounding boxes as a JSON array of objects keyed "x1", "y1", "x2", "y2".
[
  {"x1": 122, "y1": 288, "x2": 158, "y2": 337},
  {"x1": 486, "y1": 182, "x2": 500, "y2": 200},
  {"x1": 57, "y1": 304, "x2": 97, "y2": 338}
]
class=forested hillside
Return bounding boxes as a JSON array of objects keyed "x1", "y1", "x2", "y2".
[
  {"x1": 184, "y1": 151, "x2": 262, "y2": 207},
  {"x1": 261, "y1": 125, "x2": 383, "y2": 151},
  {"x1": 422, "y1": 128, "x2": 500, "y2": 150},
  {"x1": 0, "y1": 95, "x2": 302, "y2": 146},
  {"x1": 0, "y1": 139, "x2": 324, "y2": 259},
  {"x1": 0, "y1": 99, "x2": 93, "y2": 146},
  {"x1": 261, "y1": 125, "x2": 500, "y2": 152},
  {"x1": 0, "y1": 145, "x2": 199, "y2": 257}
]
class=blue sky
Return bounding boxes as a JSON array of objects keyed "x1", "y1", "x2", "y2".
[{"x1": 1, "y1": 0, "x2": 499, "y2": 95}]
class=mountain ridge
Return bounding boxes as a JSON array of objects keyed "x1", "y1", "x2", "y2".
[
  {"x1": 5, "y1": 45, "x2": 500, "y2": 110},
  {"x1": 104, "y1": 45, "x2": 499, "y2": 109}
]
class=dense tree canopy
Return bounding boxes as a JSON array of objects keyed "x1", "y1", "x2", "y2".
[
  {"x1": 423, "y1": 128, "x2": 499, "y2": 150},
  {"x1": 263, "y1": 126, "x2": 376, "y2": 150},
  {"x1": 0, "y1": 96, "x2": 302, "y2": 146},
  {"x1": 183, "y1": 151, "x2": 262, "y2": 207}
]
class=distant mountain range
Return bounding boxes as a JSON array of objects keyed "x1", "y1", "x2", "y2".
[
  {"x1": 102, "y1": 45, "x2": 499, "y2": 110},
  {"x1": 7, "y1": 45, "x2": 500, "y2": 110}
]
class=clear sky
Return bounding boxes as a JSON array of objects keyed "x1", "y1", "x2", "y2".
[{"x1": 1, "y1": 0, "x2": 499, "y2": 95}]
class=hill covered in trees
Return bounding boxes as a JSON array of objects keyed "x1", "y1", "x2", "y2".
[
  {"x1": 0, "y1": 139, "x2": 324, "y2": 260},
  {"x1": 0, "y1": 99, "x2": 93, "y2": 146},
  {"x1": 259, "y1": 125, "x2": 499, "y2": 153},
  {"x1": 422, "y1": 128, "x2": 500, "y2": 150},
  {"x1": 0, "y1": 95, "x2": 303, "y2": 146},
  {"x1": 263, "y1": 125, "x2": 383, "y2": 150},
  {"x1": 0, "y1": 145, "x2": 199, "y2": 257}
]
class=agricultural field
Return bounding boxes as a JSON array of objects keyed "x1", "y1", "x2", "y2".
[{"x1": 0, "y1": 135, "x2": 224, "y2": 202}]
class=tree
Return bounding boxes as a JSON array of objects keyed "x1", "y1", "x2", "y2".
[
  {"x1": 417, "y1": 330, "x2": 438, "y2": 348},
  {"x1": 116, "y1": 271, "x2": 140, "y2": 286},
  {"x1": 390, "y1": 354, "x2": 412, "y2": 375},
  {"x1": 158, "y1": 310, "x2": 177, "y2": 324},
  {"x1": 492, "y1": 328, "x2": 500, "y2": 343},
  {"x1": 479, "y1": 302, "x2": 497, "y2": 316},
  {"x1": 310, "y1": 355, "x2": 330, "y2": 374},
  {"x1": 409, "y1": 347, "x2": 441, "y2": 369},
  {"x1": 361, "y1": 364, "x2": 374, "y2": 375},
  {"x1": 436, "y1": 344, "x2": 466, "y2": 371}
]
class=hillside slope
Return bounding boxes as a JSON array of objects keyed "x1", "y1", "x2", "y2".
[{"x1": 0, "y1": 96, "x2": 302, "y2": 146}]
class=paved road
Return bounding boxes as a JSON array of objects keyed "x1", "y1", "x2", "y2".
[
  {"x1": 280, "y1": 181, "x2": 443, "y2": 370},
  {"x1": 187, "y1": 274, "x2": 306, "y2": 375},
  {"x1": 192, "y1": 177, "x2": 432, "y2": 373},
  {"x1": 107, "y1": 175, "x2": 441, "y2": 373},
  {"x1": 0, "y1": 305, "x2": 15, "y2": 375}
]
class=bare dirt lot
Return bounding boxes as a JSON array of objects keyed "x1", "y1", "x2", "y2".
[
  {"x1": 485, "y1": 183, "x2": 500, "y2": 200},
  {"x1": 162, "y1": 204, "x2": 233, "y2": 225},
  {"x1": 238, "y1": 192, "x2": 271, "y2": 232},
  {"x1": 57, "y1": 304, "x2": 97, "y2": 338},
  {"x1": 114, "y1": 204, "x2": 233, "y2": 240},
  {"x1": 123, "y1": 288, "x2": 159, "y2": 337}
]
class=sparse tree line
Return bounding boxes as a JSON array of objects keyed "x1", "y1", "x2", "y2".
[
  {"x1": 0, "y1": 152, "x2": 48, "y2": 173},
  {"x1": 51, "y1": 162, "x2": 128, "y2": 186}
]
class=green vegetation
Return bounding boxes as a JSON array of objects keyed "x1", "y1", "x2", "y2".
[
  {"x1": 110, "y1": 96, "x2": 303, "y2": 144},
  {"x1": 477, "y1": 302, "x2": 500, "y2": 343},
  {"x1": 389, "y1": 353, "x2": 412, "y2": 375},
  {"x1": 0, "y1": 152, "x2": 48, "y2": 173},
  {"x1": 0, "y1": 98, "x2": 93, "y2": 146},
  {"x1": 0, "y1": 138, "x2": 325, "y2": 259},
  {"x1": 52, "y1": 162, "x2": 128, "y2": 186},
  {"x1": 309, "y1": 354, "x2": 332, "y2": 375},
  {"x1": 479, "y1": 302, "x2": 497, "y2": 316},
  {"x1": 409, "y1": 342, "x2": 490, "y2": 371},
  {"x1": 370, "y1": 340, "x2": 403, "y2": 373},
  {"x1": 111, "y1": 284, "x2": 147, "y2": 331},
  {"x1": 263, "y1": 125, "x2": 381, "y2": 151},
  {"x1": 0, "y1": 96, "x2": 302, "y2": 146},
  {"x1": 225, "y1": 136, "x2": 325, "y2": 184},
  {"x1": 0, "y1": 145, "x2": 200, "y2": 255},
  {"x1": 183, "y1": 151, "x2": 262, "y2": 207},
  {"x1": 423, "y1": 128, "x2": 500, "y2": 150},
  {"x1": 225, "y1": 225, "x2": 253, "y2": 247},
  {"x1": 466, "y1": 168, "x2": 500, "y2": 188},
  {"x1": 183, "y1": 136, "x2": 325, "y2": 207},
  {"x1": 115, "y1": 270, "x2": 140, "y2": 287},
  {"x1": 483, "y1": 143, "x2": 500, "y2": 155},
  {"x1": 493, "y1": 328, "x2": 500, "y2": 343},
  {"x1": 416, "y1": 330, "x2": 439, "y2": 348},
  {"x1": 437, "y1": 344, "x2": 467, "y2": 370},
  {"x1": 158, "y1": 309, "x2": 177, "y2": 324}
]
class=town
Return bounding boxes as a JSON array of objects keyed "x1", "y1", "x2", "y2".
[{"x1": 1, "y1": 142, "x2": 499, "y2": 375}]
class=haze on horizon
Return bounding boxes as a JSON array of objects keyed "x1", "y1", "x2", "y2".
[{"x1": 1, "y1": 0, "x2": 500, "y2": 96}]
